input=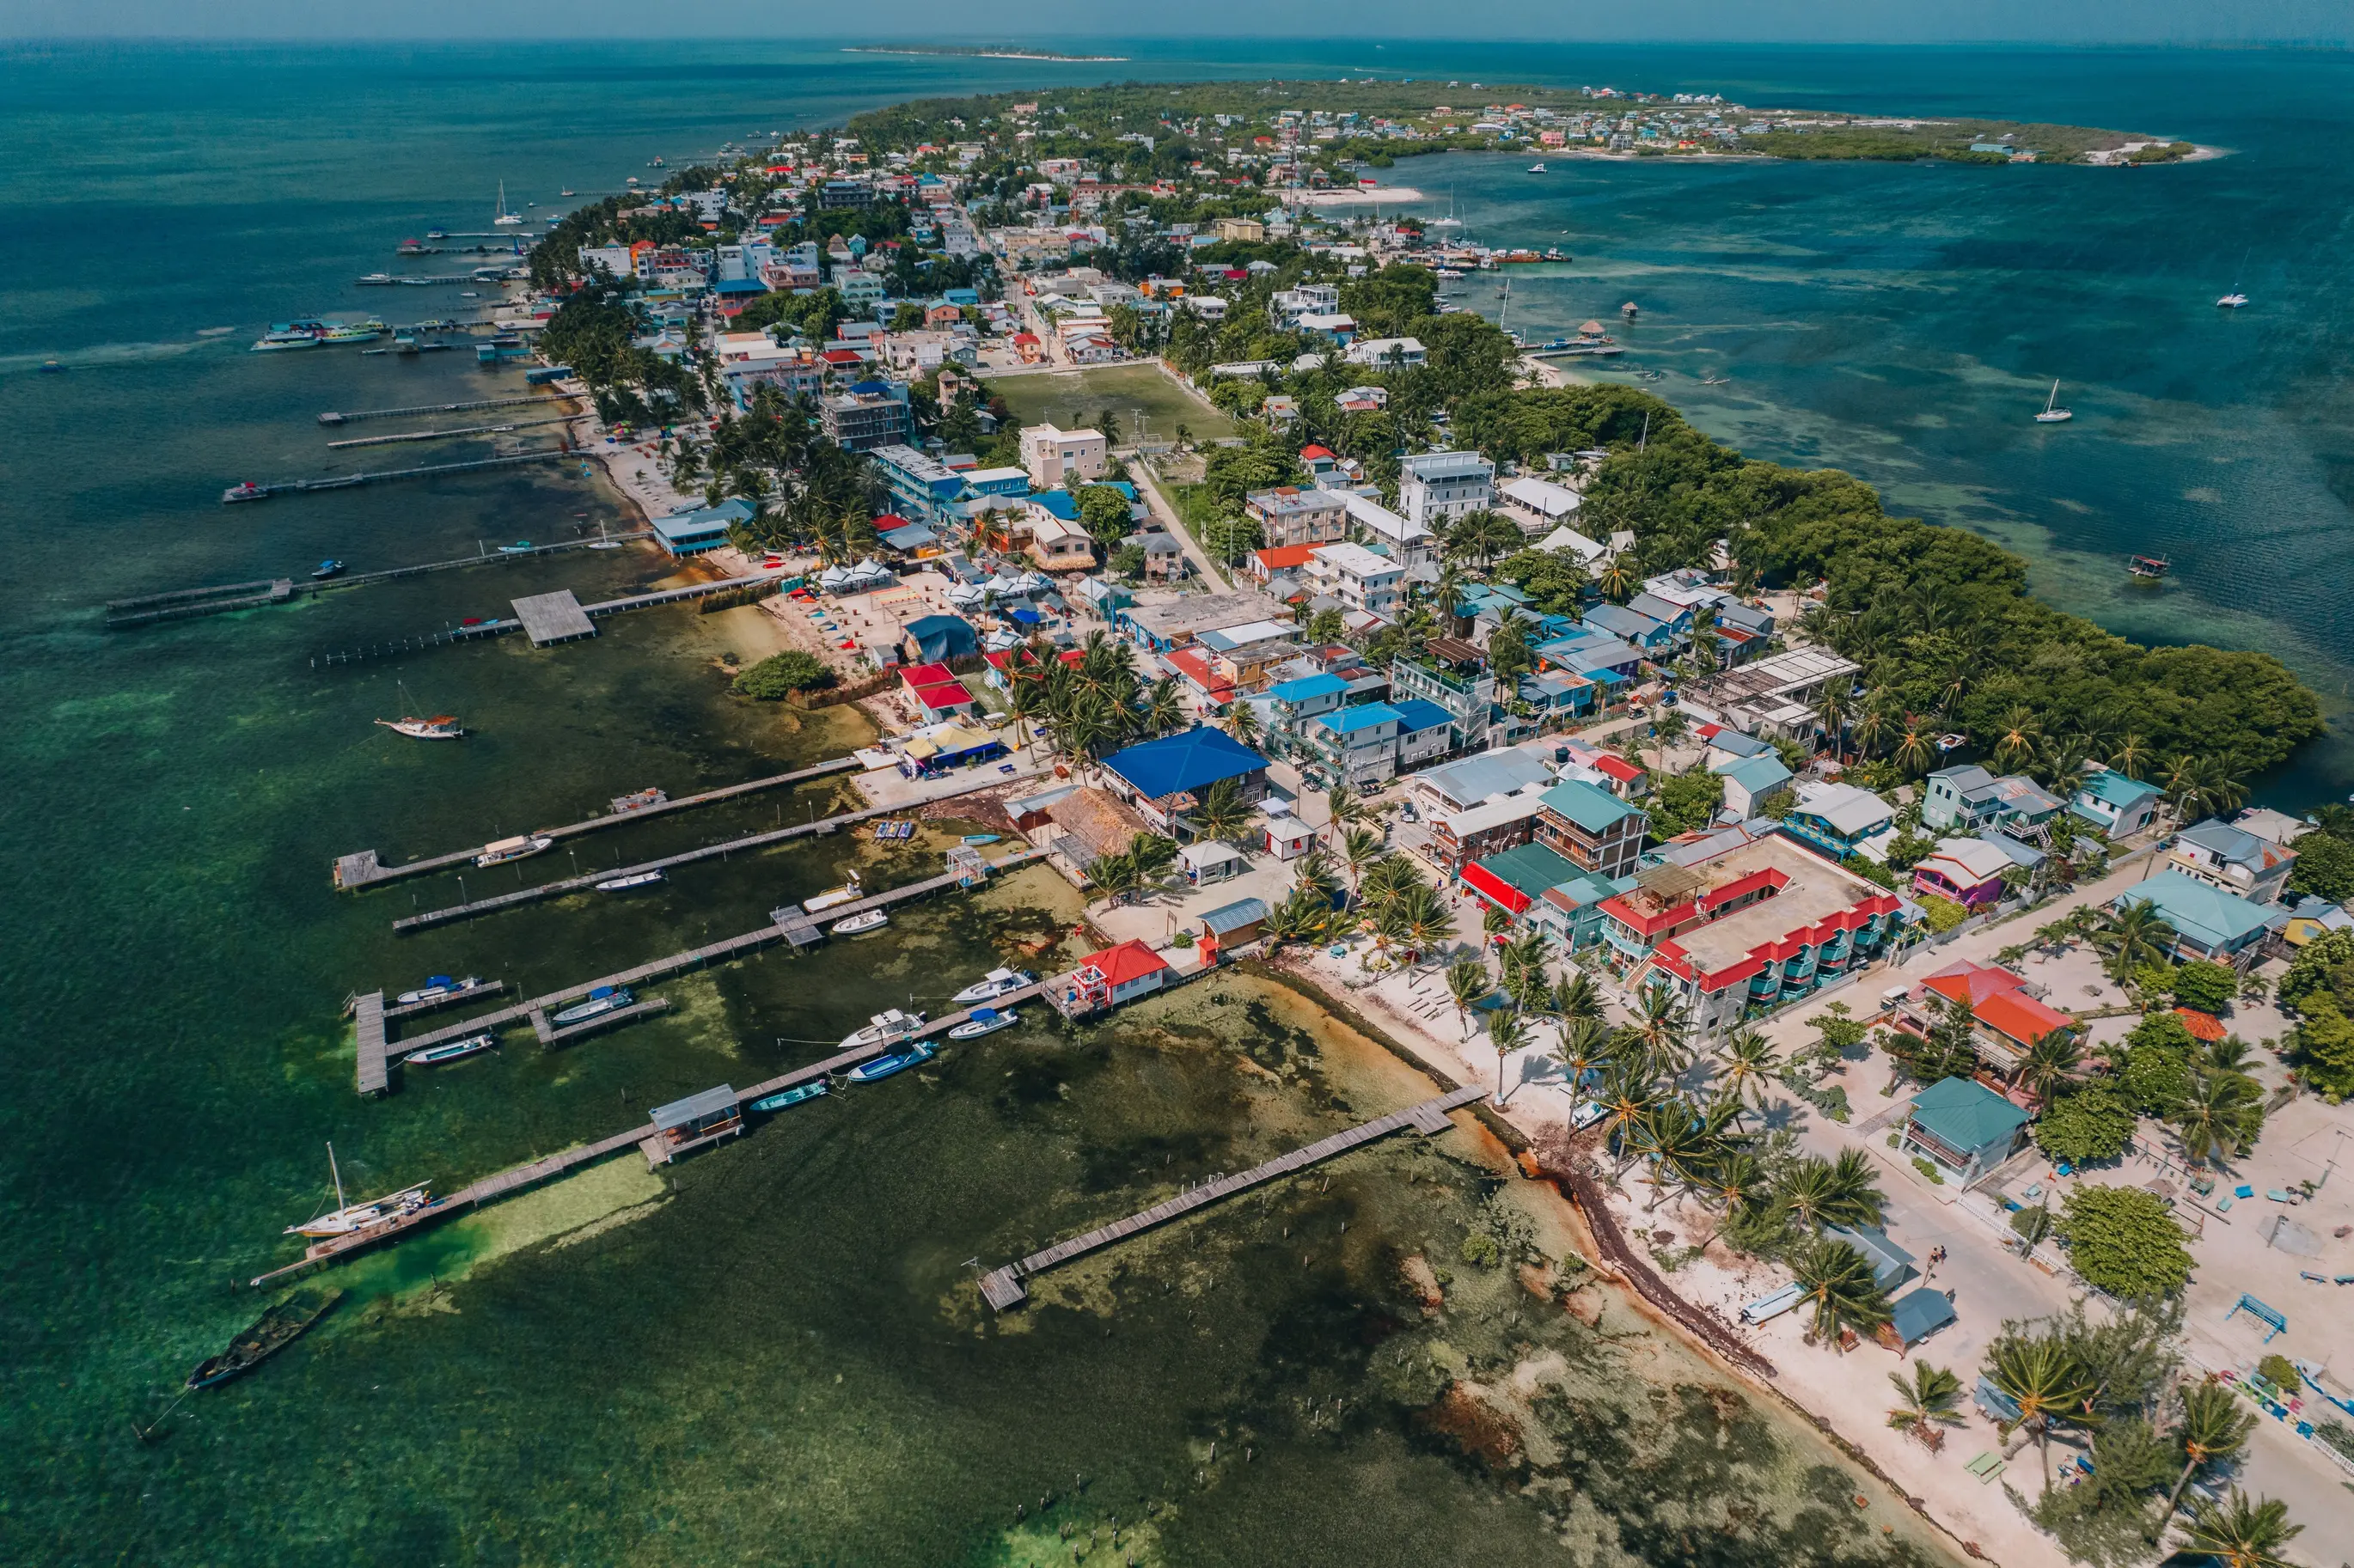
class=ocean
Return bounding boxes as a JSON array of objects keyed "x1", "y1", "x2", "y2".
[{"x1": 0, "y1": 37, "x2": 2347, "y2": 1564}]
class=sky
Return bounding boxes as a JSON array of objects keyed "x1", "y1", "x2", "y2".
[{"x1": 3, "y1": 2, "x2": 2349, "y2": 43}]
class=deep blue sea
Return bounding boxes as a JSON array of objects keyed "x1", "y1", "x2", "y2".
[{"x1": 2, "y1": 38, "x2": 2351, "y2": 1564}]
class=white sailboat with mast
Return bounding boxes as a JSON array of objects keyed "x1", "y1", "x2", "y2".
[
  {"x1": 286, "y1": 1143, "x2": 431, "y2": 1238},
  {"x1": 2033, "y1": 381, "x2": 2073, "y2": 424},
  {"x1": 492, "y1": 180, "x2": 523, "y2": 228}
]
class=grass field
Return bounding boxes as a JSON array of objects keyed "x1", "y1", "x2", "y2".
[{"x1": 986, "y1": 363, "x2": 1236, "y2": 444}]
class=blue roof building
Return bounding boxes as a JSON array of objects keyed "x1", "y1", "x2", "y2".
[
  {"x1": 2069, "y1": 768, "x2": 2165, "y2": 839},
  {"x1": 1581, "y1": 603, "x2": 1674, "y2": 654},
  {"x1": 1901, "y1": 1077, "x2": 2029, "y2": 1182},
  {"x1": 651, "y1": 497, "x2": 753, "y2": 557},
  {"x1": 2111, "y1": 869, "x2": 2275, "y2": 963},
  {"x1": 1713, "y1": 753, "x2": 1794, "y2": 818},
  {"x1": 902, "y1": 613, "x2": 979, "y2": 662},
  {"x1": 1886, "y1": 1287, "x2": 1958, "y2": 1349},
  {"x1": 1100, "y1": 727, "x2": 1272, "y2": 831}
]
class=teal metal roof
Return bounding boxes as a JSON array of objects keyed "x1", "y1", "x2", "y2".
[
  {"x1": 1539, "y1": 778, "x2": 1639, "y2": 834},
  {"x1": 1474, "y1": 842, "x2": 1581, "y2": 900},
  {"x1": 1908, "y1": 1077, "x2": 2028, "y2": 1153},
  {"x1": 2079, "y1": 769, "x2": 2164, "y2": 808},
  {"x1": 2112, "y1": 870, "x2": 2274, "y2": 950}
]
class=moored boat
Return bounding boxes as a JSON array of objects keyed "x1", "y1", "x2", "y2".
[
  {"x1": 610, "y1": 786, "x2": 668, "y2": 814},
  {"x1": 407, "y1": 1032, "x2": 495, "y2": 1065},
  {"x1": 394, "y1": 973, "x2": 485, "y2": 1006},
  {"x1": 948, "y1": 1007, "x2": 1018, "y2": 1040},
  {"x1": 474, "y1": 833, "x2": 552, "y2": 866},
  {"x1": 831, "y1": 910, "x2": 889, "y2": 936},
  {"x1": 749, "y1": 1081, "x2": 829, "y2": 1113},
  {"x1": 286, "y1": 1144, "x2": 430, "y2": 1238},
  {"x1": 846, "y1": 1042, "x2": 937, "y2": 1082},
  {"x1": 223, "y1": 481, "x2": 269, "y2": 503},
  {"x1": 551, "y1": 985, "x2": 633, "y2": 1026},
  {"x1": 377, "y1": 713, "x2": 463, "y2": 740},
  {"x1": 802, "y1": 875, "x2": 864, "y2": 914},
  {"x1": 841, "y1": 1008, "x2": 924, "y2": 1050},
  {"x1": 186, "y1": 1286, "x2": 343, "y2": 1390},
  {"x1": 960, "y1": 833, "x2": 1000, "y2": 845},
  {"x1": 950, "y1": 967, "x2": 1034, "y2": 1004},
  {"x1": 595, "y1": 869, "x2": 664, "y2": 893}
]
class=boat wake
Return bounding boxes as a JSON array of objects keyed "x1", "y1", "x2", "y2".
[{"x1": 1, "y1": 339, "x2": 212, "y2": 374}]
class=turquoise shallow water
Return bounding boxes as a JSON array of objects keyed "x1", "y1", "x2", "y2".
[{"x1": 0, "y1": 39, "x2": 2347, "y2": 1563}]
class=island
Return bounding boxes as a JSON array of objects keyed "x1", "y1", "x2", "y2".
[{"x1": 843, "y1": 44, "x2": 1133, "y2": 62}]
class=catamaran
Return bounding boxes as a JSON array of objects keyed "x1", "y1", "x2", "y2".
[
  {"x1": 285, "y1": 1144, "x2": 430, "y2": 1238},
  {"x1": 492, "y1": 180, "x2": 523, "y2": 227},
  {"x1": 2033, "y1": 381, "x2": 2074, "y2": 424}
]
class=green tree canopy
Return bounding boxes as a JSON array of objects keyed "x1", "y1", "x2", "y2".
[
  {"x1": 2033, "y1": 1085, "x2": 2137, "y2": 1167},
  {"x1": 2058, "y1": 1185, "x2": 2192, "y2": 1299},
  {"x1": 731, "y1": 650, "x2": 835, "y2": 699}
]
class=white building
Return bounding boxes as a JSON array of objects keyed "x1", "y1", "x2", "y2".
[
  {"x1": 1342, "y1": 491, "x2": 1434, "y2": 566},
  {"x1": 1496, "y1": 474, "x2": 1582, "y2": 535},
  {"x1": 1398, "y1": 450, "x2": 1495, "y2": 531},
  {"x1": 1306, "y1": 541, "x2": 1405, "y2": 619},
  {"x1": 1343, "y1": 336, "x2": 1426, "y2": 367},
  {"x1": 1021, "y1": 424, "x2": 1108, "y2": 489}
]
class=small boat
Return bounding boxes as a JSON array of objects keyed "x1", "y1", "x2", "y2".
[
  {"x1": 223, "y1": 481, "x2": 269, "y2": 503},
  {"x1": 286, "y1": 1144, "x2": 430, "y2": 1238},
  {"x1": 426, "y1": 229, "x2": 448, "y2": 239},
  {"x1": 1699, "y1": 375, "x2": 1729, "y2": 386},
  {"x1": 407, "y1": 1032, "x2": 496, "y2": 1065},
  {"x1": 949, "y1": 1007, "x2": 1018, "y2": 1040},
  {"x1": 559, "y1": 188, "x2": 576, "y2": 198},
  {"x1": 2216, "y1": 292, "x2": 2247, "y2": 308},
  {"x1": 841, "y1": 1008, "x2": 924, "y2": 1050},
  {"x1": 186, "y1": 1286, "x2": 342, "y2": 1390},
  {"x1": 951, "y1": 967, "x2": 1034, "y2": 1004},
  {"x1": 474, "y1": 833, "x2": 552, "y2": 866},
  {"x1": 610, "y1": 786, "x2": 669, "y2": 814},
  {"x1": 376, "y1": 715, "x2": 463, "y2": 740},
  {"x1": 492, "y1": 180, "x2": 523, "y2": 227},
  {"x1": 2127, "y1": 553, "x2": 2173, "y2": 580},
  {"x1": 595, "y1": 869, "x2": 664, "y2": 893},
  {"x1": 960, "y1": 833, "x2": 1000, "y2": 845},
  {"x1": 394, "y1": 973, "x2": 485, "y2": 1006},
  {"x1": 749, "y1": 1081, "x2": 830, "y2": 1113},
  {"x1": 2033, "y1": 380, "x2": 2073, "y2": 424},
  {"x1": 496, "y1": 540, "x2": 534, "y2": 554},
  {"x1": 1526, "y1": 162, "x2": 1547, "y2": 173},
  {"x1": 311, "y1": 558, "x2": 345, "y2": 580},
  {"x1": 551, "y1": 985, "x2": 633, "y2": 1026},
  {"x1": 39, "y1": 359, "x2": 63, "y2": 374},
  {"x1": 831, "y1": 910, "x2": 890, "y2": 936},
  {"x1": 802, "y1": 876, "x2": 864, "y2": 914},
  {"x1": 846, "y1": 1042, "x2": 936, "y2": 1083}
]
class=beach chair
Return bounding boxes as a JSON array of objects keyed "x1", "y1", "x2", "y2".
[
  {"x1": 2217, "y1": 1196, "x2": 2234, "y2": 1212},
  {"x1": 2267, "y1": 1189, "x2": 2293, "y2": 1204},
  {"x1": 2235, "y1": 1184, "x2": 2256, "y2": 1199},
  {"x1": 1965, "y1": 1452, "x2": 2005, "y2": 1483},
  {"x1": 2302, "y1": 1272, "x2": 2329, "y2": 1284},
  {"x1": 2336, "y1": 1275, "x2": 2354, "y2": 1286}
]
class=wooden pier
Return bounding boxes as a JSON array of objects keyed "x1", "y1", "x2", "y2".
[
  {"x1": 364, "y1": 851, "x2": 1042, "y2": 1089},
  {"x1": 975, "y1": 1084, "x2": 1488, "y2": 1311},
  {"x1": 382, "y1": 979, "x2": 506, "y2": 1020},
  {"x1": 105, "y1": 578, "x2": 296, "y2": 629},
  {"x1": 266, "y1": 984, "x2": 1052, "y2": 1282},
  {"x1": 334, "y1": 753, "x2": 860, "y2": 893},
  {"x1": 327, "y1": 415, "x2": 575, "y2": 449},
  {"x1": 221, "y1": 447, "x2": 572, "y2": 503},
  {"x1": 306, "y1": 568, "x2": 794, "y2": 668},
  {"x1": 319, "y1": 394, "x2": 573, "y2": 425},
  {"x1": 353, "y1": 991, "x2": 390, "y2": 1096}
]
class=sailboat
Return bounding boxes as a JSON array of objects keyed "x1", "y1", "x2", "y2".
[
  {"x1": 492, "y1": 180, "x2": 523, "y2": 228},
  {"x1": 285, "y1": 1143, "x2": 431, "y2": 1238},
  {"x1": 1431, "y1": 186, "x2": 1462, "y2": 229},
  {"x1": 2033, "y1": 381, "x2": 2074, "y2": 424},
  {"x1": 1526, "y1": 162, "x2": 1547, "y2": 174},
  {"x1": 376, "y1": 679, "x2": 463, "y2": 739},
  {"x1": 2217, "y1": 247, "x2": 2249, "y2": 308}
]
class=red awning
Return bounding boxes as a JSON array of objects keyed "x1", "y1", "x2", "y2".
[{"x1": 1459, "y1": 860, "x2": 1531, "y2": 915}]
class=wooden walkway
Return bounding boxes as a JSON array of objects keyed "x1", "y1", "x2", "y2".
[
  {"x1": 354, "y1": 992, "x2": 389, "y2": 1096},
  {"x1": 334, "y1": 754, "x2": 860, "y2": 890},
  {"x1": 364, "y1": 851, "x2": 1043, "y2": 1089},
  {"x1": 382, "y1": 979, "x2": 506, "y2": 1020},
  {"x1": 318, "y1": 393, "x2": 574, "y2": 424},
  {"x1": 263, "y1": 982, "x2": 1053, "y2": 1284},
  {"x1": 383, "y1": 776, "x2": 1006, "y2": 930},
  {"x1": 976, "y1": 1084, "x2": 1488, "y2": 1311}
]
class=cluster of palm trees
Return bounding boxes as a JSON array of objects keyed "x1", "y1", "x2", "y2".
[
  {"x1": 1256, "y1": 792, "x2": 1454, "y2": 961},
  {"x1": 1004, "y1": 631, "x2": 1192, "y2": 767}
]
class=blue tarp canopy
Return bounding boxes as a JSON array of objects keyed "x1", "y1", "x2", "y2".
[{"x1": 902, "y1": 614, "x2": 978, "y2": 662}]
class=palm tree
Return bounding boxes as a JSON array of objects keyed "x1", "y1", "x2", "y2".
[
  {"x1": 1489, "y1": 1006, "x2": 1529, "y2": 1101},
  {"x1": 1774, "y1": 1156, "x2": 1843, "y2": 1232},
  {"x1": 1126, "y1": 832, "x2": 1179, "y2": 889},
  {"x1": 1892, "y1": 718, "x2": 1935, "y2": 777},
  {"x1": 1189, "y1": 777, "x2": 1254, "y2": 846},
  {"x1": 1445, "y1": 957, "x2": 1495, "y2": 1040},
  {"x1": 1626, "y1": 985, "x2": 1696, "y2": 1079},
  {"x1": 1223, "y1": 699, "x2": 1263, "y2": 751},
  {"x1": 1993, "y1": 705, "x2": 2042, "y2": 772},
  {"x1": 1595, "y1": 553, "x2": 1635, "y2": 603},
  {"x1": 1886, "y1": 1361, "x2": 1966, "y2": 1446},
  {"x1": 1323, "y1": 784, "x2": 1366, "y2": 833},
  {"x1": 2173, "y1": 1490, "x2": 2302, "y2": 1568},
  {"x1": 1814, "y1": 683, "x2": 1850, "y2": 760},
  {"x1": 1339, "y1": 826, "x2": 1386, "y2": 903},
  {"x1": 1088, "y1": 850, "x2": 1142, "y2": 908},
  {"x1": 1822, "y1": 1149, "x2": 1887, "y2": 1228},
  {"x1": 1358, "y1": 852, "x2": 1421, "y2": 912},
  {"x1": 2109, "y1": 732, "x2": 2151, "y2": 780},
  {"x1": 1594, "y1": 1057, "x2": 1661, "y2": 1163},
  {"x1": 2169, "y1": 1069, "x2": 2265, "y2": 1168},
  {"x1": 2155, "y1": 1382, "x2": 2259, "y2": 1533},
  {"x1": 1987, "y1": 1335, "x2": 2098, "y2": 1496},
  {"x1": 1706, "y1": 1150, "x2": 1770, "y2": 1216},
  {"x1": 1553, "y1": 970, "x2": 1606, "y2": 1026},
  {"x1": 1290, "y1": 846, "x2": 1341, "y2": 907},
  {"x1": 2094, "y1": 901, "x2": 2179, "y2": 983},
  {"x1": 1850, "y1": 699, "x2": 1891, "y2": 763},
  {"x1": 1140, "y1": 676, "x2": 1186, "y2": 738},
  {"x1": 2016, "y1": 1029, "x2": 2084, "y2": 1104},
  {"x1": 1715, "y1": 1028, "x2": 1783, "y2": 1126},
  {"x1": 1498, "y1": 928, "x2": 1552, "y2": 1010},
  {"x1": 1790, "y1": 1238, "x2": 1892, "y2": 1343},
  {"x1": 1552, "y1": 1015, "x2": 1613, "y2": 1101},
  {"x1": 1389, "y1": 884, "x2": 1454, "y2": 961}
]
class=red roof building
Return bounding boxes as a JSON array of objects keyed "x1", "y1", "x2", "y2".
[
  {"x1": 900, "y1": 662, "x2": 976, "y2": 718},
  {"x1": 1055, "y1": 939, "x2": 1173, "y2": 1016},
  {"x1": 1247, "y1": 542, "x2": 1322, "y2": 583},
  {"x1": 1892, "y1": 960, "x2": 2077, "y2": 1083},
  {"x1": 1588, "y1": 753, "x2": 1649, "y2": 798}
]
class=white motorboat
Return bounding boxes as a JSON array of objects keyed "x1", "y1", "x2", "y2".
[
  {"x1": 285, "y1": 1144, "x2": 430, "y2": 1237},
  {"x1": 841, "y1": 1008, "x2": 924, "y2": 1050},
  {"x1": 948, "y1": 1007, "x2": 1018, "y2": 1040},
  {"x1": 393, "y1": 973, "x2": 485, "y2": 1006},
  {"x1": 830, "y1": 910, "x2": 889, "y2": 936},
  {"x1": 802, "y1": 874, "x2": 864, "y2": 914},
  {"x1": 551, "y1": 985, "x2": 633, "y2": 1026},
  {"x1": 595, "y1": 869, "x2": 664, "y2": 893},
  {"x1": 476, "y1": 833, "x2": 553, "y2": 867},
  {"x1": 950, "y1": 967, "x2": 1035, "y2": 1004},
  {"x1": 2033, "y1": 380, "x2": 2073, "y2": 424},
  {"x1": 407, "y1": 1032, "x2": 496, "y2": 1066}
]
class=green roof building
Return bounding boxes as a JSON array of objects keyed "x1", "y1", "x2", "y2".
[{"x1": 1901, "y1": 1076, "x2": 2029, "y2": 1182}]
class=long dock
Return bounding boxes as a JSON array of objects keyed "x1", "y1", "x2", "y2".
[
  {"x1": 104, "y1": 579, "x2": 296, "y2": 628},
  {"x1": 319, "y1": 394, "x2": 573, "y2": 425},
  {"x1": 307, "y1": 569, "x2": 793, "y2": 669},
  {"x1": 334, "y1": 754, "x2": 860, "y2": 892},
  {"x1": 977, "y1": 1084, "x2": 1488, "y2": 1310},
  {"x1": 366, "y1": 850, "x2": 1043, "y2": 1085},
  {"x1": 327, "y1": 415, "x2": 575, "y2": 449},
  {"x1": 314, "y1": 533, "x2": 656, "y2": 594},
  {"x1": 222, "y1": 448, "x2": 573, "y2": 503},
  {"x1": 259, "y1": 983, "x2": 1051, "y2": 1285}
]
